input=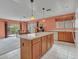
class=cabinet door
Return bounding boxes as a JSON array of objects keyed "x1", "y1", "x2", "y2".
[
  {"x1": 64, "y1": 32, "x2": 74, "y2": 43},
  {"x1": 50, "y1": 34, "x2": 54, "y2": 47},
  {"x1": 32, "y1": 39, "x2": 41, "y2": 59},
  {"x1": 58, "y1": 32, "x2": 74, "y2": 43},
  {"x1": 41, "y1": 36, "x2": 47, "y2": 55},
  {"x1": 58, "y1": 32, "x2": 64, "y2": 41},
  {"x1": 47, "y1": 35, "x2": 51, "y2": 50},
  {"x1": 21, "y1": 39, "x2": 32, "y2": 59}
]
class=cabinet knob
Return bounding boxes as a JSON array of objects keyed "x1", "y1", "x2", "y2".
[{"x1": 22, "y1": 43, "x2": 24, "y2": 46}]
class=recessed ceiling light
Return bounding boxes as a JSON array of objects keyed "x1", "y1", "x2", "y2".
[{"x1": 42, "y1": 20, "x2": 46, "y2": 22}]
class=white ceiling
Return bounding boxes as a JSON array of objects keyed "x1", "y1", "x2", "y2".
[{"x1": 0, "y1": 0, "x2": 78, "y2": 21}]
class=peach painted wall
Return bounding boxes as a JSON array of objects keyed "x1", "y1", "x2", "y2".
[
  {"x1": 26, "y1": 13, "x2": 75, "y2": 31},
  {"x1": 39, "y1": 18, "x2": 56, "y2": 31},
  {"x1": 27, "y1": 18, "x2": 56, "y2": 31},
  {"x1": 0, "y1": 21, "x2": 5, "y2": 38}
]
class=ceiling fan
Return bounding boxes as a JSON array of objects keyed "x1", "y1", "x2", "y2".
[
  {"x1": 46, "y1": 9, "x2": 51, "y2": 11},
  {"x1": 30, "y1": 0, "x2": 34, "y2": 3}
]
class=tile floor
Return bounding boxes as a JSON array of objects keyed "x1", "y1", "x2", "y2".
[
  {"x1": 41, "y1": 41, "x2": 78, "y2": 59},
  {"x1": 0, "y1": 37, "x2": 78, "y2": 59},
  {"x1": 0, "y1": 37, "x2": 20, "y2": 55}
]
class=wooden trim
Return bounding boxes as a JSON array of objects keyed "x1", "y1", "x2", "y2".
[
  {"x1": 5, "y1": 22, "x2": 8, "y2": 38},
  {"x1": 58, "y1": 40, "x2": 74, "y2": 43},
  {"x1": 20, "y1": 22, "x2": 22, "y2": 31}
]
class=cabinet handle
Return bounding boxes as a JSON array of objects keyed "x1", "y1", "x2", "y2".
[{"x1": 22, "y1": 43, "x2": 24, "y2": 46}]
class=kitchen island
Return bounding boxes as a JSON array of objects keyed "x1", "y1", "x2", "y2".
[{"x1": 20, "y1": 32, "x2": 54, "y2": 59}]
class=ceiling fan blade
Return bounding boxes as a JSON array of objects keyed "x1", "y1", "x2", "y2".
[{"x1": 46, "y1": 9, "x2": 51, "y2": 11}]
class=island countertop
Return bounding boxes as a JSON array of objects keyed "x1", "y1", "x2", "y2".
[{"x1": 18, "y1": 32, "x2": 53, "y2": 40}]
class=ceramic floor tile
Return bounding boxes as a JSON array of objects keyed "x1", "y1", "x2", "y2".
[
  {"x1": 0, "y1": 37, "x2": 20, "y2": 55},
  {"x1": 0, "y1": 49, "x2": 20, "y2": 59},
  {"x1": 68, "y1": 55, "x2": 76, "y2": 59},
  {"x1": 42, "y1": 41, "x2": 77, "y2": 59}
]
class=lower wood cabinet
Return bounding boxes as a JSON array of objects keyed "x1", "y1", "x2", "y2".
[
  {"x1": 21, "y1": 39, "x2": 32, "y2": 59},
  {"x1": 47, "y1": 34, "x2": 54, "y2": 50},
  {"x1": 47, "y1": 35, "x2": 51, "y2": 50},
  {"x1": 50, "y1": 34, "x2": 54, "y2": 47},
  {"x1": 58, "y1": 32, "x2": 74, "y2": 43},
  {"x1": 20, "y1": 34, "x2": 54, "y2": 59},
  {"x1": 32, "y1": 38, "x2": 41, "y2": 59},
  {"x1": 41, "y1": 36, "x2": 47, "y2": 55}
]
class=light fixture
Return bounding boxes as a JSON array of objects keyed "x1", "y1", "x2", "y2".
[
  {"x1": 31, "y1": 16, "x2": 35, "y2": 20},
  {"x1": 42, "y1": 8, "x2": 45, "y2": 18},
  {"x1": 42, "y1": 20, "x2": 46, "y2": 22},
  {"x1": 42, "y1": 8, "x2": 46, "y2": 22},
  {"x1": 31, "y1": 0, "x2": 34, "y2": 3},
  {"x1": 30, "y1": 0, "x2": 35, "y2": 20}
]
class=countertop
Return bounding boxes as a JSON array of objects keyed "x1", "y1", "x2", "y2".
[{"x1": 18, "y1": 32, "x2": 53, "y2": 40}]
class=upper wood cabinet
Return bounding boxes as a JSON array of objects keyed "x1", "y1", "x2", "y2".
[
  {"x1": 20, "y1": 22, "x2": 28, "y2": 34},
  {"x1": 0, "y1": 21, "x2": 6, "y2": 38}
]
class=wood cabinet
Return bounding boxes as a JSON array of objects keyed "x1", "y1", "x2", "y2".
[
  {"x1": 32, "y1": 38, "x2": 41, "y2": 59},
  {"x1": 20, "y1": 33, "x2": 54, "y2": 59},
  {"x1": 47, "y1": 34, "x2": 54, "y2": 50},
  {"x1": 58, "y1": 32, "x2": 74, "y2": 43},
  {"x1": 50, "y1": 34, "x2": 54, "y2": 47},
  {"x1": 20, "y1": 22, "x2": 28, "y2": 34},
  {"x1": 0, "y1": 21, "x2": 6, "y2": 38},
  {"x1": 21, "y1": 39, "x2": 32, "y2": 59},
  {"x1": 41, "y1": 36, "x2": 47, "y2": 55},
  {"x1": 47, "y1": 35, "x2": 51, "y2": 50}
]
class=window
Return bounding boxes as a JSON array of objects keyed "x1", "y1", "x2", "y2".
[{"x1": 7, "y1": 24, "x2": 20, "y2": 36}]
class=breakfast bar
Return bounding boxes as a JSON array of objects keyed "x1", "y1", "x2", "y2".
[{"x1": 20, "y1": 32, "x2": 54, "y2": 59}]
